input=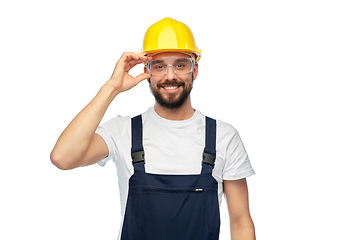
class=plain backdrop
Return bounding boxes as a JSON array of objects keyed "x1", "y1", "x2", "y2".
[{"x1": 1, "y1": 0, "x2": 359, "y2": 239}]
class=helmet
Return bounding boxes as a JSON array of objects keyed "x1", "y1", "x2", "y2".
[{"x1": 141, "y1": 18, "x2": 201, "y2": 62}]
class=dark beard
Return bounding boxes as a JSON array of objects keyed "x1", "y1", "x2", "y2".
[{"x1": 149, "y1": 78, "x2": 193, "y2": 109}]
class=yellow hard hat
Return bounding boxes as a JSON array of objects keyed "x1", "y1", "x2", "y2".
[{"x1": 141, "y1": 18, "x2": 201, "y2": 62}]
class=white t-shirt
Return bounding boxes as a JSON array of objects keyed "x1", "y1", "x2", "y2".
[{"x1": 96, "y1": 107, "x2": 254, "y2": 231}]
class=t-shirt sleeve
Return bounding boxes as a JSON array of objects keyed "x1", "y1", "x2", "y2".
[
  {"x1": 95, "y1": 124, "x2": 115, "y2": 167},
  {"x1": 94, "y1": 115, "x2": 130, "y2": 167},
  {"x1": 222, "y1": 124, "x2": 255, "y2": 180}
]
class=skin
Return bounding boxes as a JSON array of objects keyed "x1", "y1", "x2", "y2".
[
  {"x1": 50, "y1": 51, "x2": 255, "y2": 240},
  {"x1": 225, "y1": 178, "x2": 256, "y2": 240}
]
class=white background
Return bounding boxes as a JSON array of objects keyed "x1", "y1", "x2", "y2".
[{"x1": 1, "y1": 0, "x2": 359, "y2": 239}]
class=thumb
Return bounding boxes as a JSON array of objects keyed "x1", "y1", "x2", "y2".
[{"x1": 134, "y1": 73, "x2": 152, "y2": 84}]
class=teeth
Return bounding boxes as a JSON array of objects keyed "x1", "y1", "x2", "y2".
[{"x1": 164, "y1": 86, "x2": 178, "y2": 90}]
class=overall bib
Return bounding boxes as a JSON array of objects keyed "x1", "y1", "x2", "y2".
[{"x1": 121, "y1": 115, "x2": 220, "y2": 240}]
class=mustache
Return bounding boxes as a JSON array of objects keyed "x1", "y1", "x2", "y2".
[{"x1": 157, "y1": 80, "x2": 185, "y2": 88}]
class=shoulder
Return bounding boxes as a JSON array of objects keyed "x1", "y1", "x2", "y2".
[
  {"x1": 213, "y1": 118, "x2": 245, "y2": 153},
  {"x1": 99, "y1": 114, "x2": 131, "y2": 130},
  {"x1": 96, "y1": 115, "x2": 132, "y2": 144},
  {"x1": 195, "y1": 111, "x2": 240, "y2": 139},
  {"x1": 216, "y1": 119, "x2": 237, "y2": 134},
  {"x1": 212, "y1": 118, "x2": 240, "y2": 142},
  {"x1": 196, "y1": 113, "x2": 242, "y2": 148},
  {"x1": 98, "y1": 107, "x2": 156, "y2": 134}
]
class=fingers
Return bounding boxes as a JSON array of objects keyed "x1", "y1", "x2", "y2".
[
  {"x1": 108, "y1": 52, "x2": 152, "y2": 93},
  {"x1": 120, "y1": 52, "x2": 152, "y2": 68},
  {"x1": 112, "y1": 52, "x2": 152, "y2": 79},
  {"x1": 123, "y1": 52, "x2": 149, "y2": 61}
]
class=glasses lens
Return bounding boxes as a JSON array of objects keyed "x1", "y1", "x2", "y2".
[{"x1": 148, "y1": 57, "x2": 193, "y2": 76}]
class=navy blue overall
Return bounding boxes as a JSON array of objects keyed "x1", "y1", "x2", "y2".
[{"x1": 120, "y1": 115, "x2": 220, "y2": 240}]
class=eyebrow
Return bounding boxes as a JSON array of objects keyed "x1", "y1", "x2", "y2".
[
  {"x1": 153, "y1": 60, "x2": 164, "y2": 64},
  {"x1": 152, "y1": 58, "x2": 190, "y2": 64},
  {"x1": 174, "y1": 58, "x2": 189, "y2": 63}
]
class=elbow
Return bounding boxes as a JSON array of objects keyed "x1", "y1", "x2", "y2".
[
  {"x1": 231, "y1": 214, "x2": 255, "y2": 227},
  {"x1": 50, "y1": 150, "x2": 73, "y2": 170},
  {"x1": 230, "y1": 215, "x2": 256, "y2": 238}
]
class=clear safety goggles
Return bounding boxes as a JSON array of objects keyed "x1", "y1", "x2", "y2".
[{"x1": 146, "y1": 55, "x2": 195, "y2": 77}]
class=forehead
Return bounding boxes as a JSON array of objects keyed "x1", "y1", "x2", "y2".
[{"x1": 151, "y1": 52, "x2": 191, "y2": 60}]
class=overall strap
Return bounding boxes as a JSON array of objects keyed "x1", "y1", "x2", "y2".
[
  {"x1": 201, "y1": 116, "x2": 217, "y2": 175},
  {"x1": 131, "y1": 115, "x2": 145, "y2": 173},
  {"x1": 131, "y1": 115, "x2": 216, "y2": 174}
]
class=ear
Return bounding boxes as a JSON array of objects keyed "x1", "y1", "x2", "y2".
[
  {"x1": 144, "y1": 65, "x2": 150, "y2": 83},
  {"x1": 192, "y1": 63, "x2": 199, "y2": 81}
]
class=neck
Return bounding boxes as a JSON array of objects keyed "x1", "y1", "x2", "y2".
[{"x1": 154, "y1": 98, "x2": 195, "y2": 121}]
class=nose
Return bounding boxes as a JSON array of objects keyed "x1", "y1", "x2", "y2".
[{"x1": 165, "y1": 65, "x2": 177, "y2": 80}]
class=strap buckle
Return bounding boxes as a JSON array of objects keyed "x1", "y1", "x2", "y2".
[
  {"x1": 202, "y1": 151, "x2": 216, "y2": 166},
  {"x1": 131, "y1": 151, "x2": 145, "y2": 164}
]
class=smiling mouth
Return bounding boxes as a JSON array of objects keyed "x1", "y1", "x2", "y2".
[
  {"x1": 157, "y1": 80, "x2": 185, "y2": 92},
  {"x1": 163, "y1": 85, "x2": 180, "y2": 90}
]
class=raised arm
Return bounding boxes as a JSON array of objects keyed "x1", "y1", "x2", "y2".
[
  {"x1": 224, "y1": 178, "x2": 256, "y2": 240},
  {"x1": 50, "y1": 52, "x2": 152, "y2": 170}
]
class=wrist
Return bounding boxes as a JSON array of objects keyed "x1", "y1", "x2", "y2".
[{"x1": 101, "y1": 81, "x2": 121, "y2": 101}]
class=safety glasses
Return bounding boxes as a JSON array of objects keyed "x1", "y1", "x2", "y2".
[{"x1": 146, "y1": 56, "x2": 195, "y2": 77}]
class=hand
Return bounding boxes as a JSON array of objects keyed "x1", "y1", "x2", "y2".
[{"x1": 107, "y1": 52, "x2": 152, "y2": 94}]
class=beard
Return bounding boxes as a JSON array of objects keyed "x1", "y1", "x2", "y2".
[{"x1": 149, "y1": 77, "x2": 193, "y2": 109}]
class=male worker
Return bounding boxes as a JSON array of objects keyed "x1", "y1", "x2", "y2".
[{"x1": 51, "y1": 18, "x2": 255, "y2": 240}]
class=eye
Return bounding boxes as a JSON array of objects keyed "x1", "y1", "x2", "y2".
[
  {"x1": 153, "y1": 64, "x2": 166, "y2": 70},
  {"x1": 175, "y1": 64, "x2": 186, "y2": 69}
]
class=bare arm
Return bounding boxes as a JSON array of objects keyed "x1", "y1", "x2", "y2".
[
  {"x1": 224, "y1": 178, "x2": 256, "y2": 240},
  {"x1": 50, "y1": 52, "x2": 152, "y2": 170}
]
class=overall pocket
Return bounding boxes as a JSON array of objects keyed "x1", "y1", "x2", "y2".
[{"x1": 141, "y1": 187, "x2": 206, "y2": 239}]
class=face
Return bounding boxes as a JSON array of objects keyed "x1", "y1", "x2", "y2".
[{"x1": 146, "y1": 52, "x2": 198, "y2": 109}]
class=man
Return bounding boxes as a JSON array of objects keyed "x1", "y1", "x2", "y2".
[{"x1": 51, "y1": 18, "x2": 255, "y2": 240}]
